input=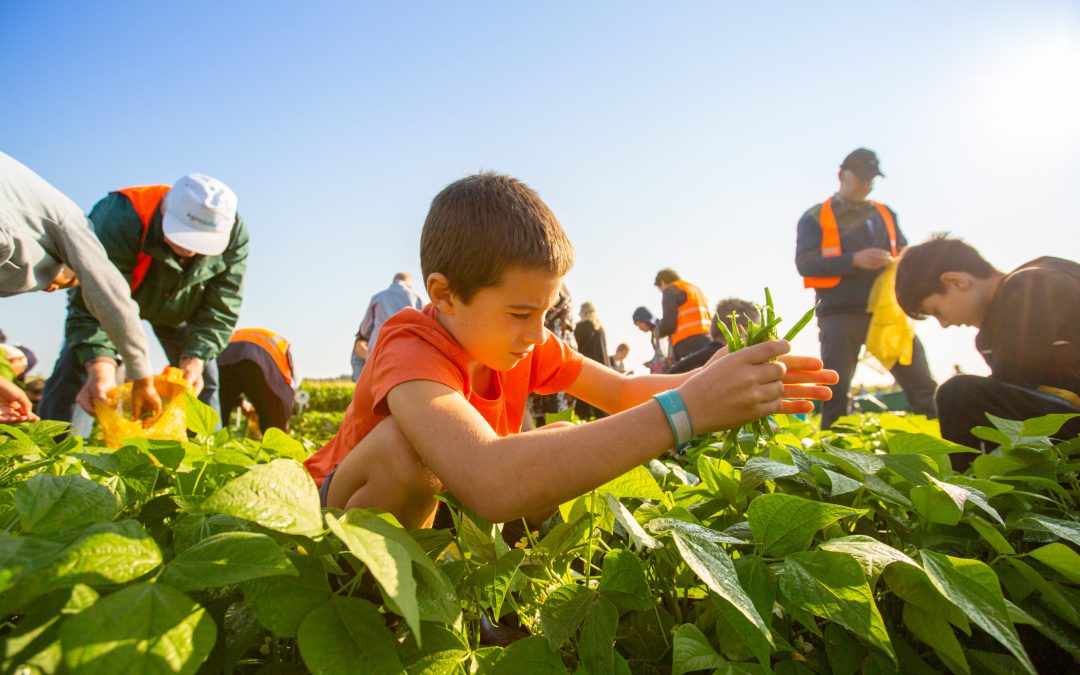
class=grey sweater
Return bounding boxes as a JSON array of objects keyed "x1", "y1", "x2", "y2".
[{"x1": 0, "y1": 152, "x2": 152, "y2": 379}]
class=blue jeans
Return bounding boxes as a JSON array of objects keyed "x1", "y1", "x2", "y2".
[
  {"x1": 350, "y1": 353, "x2": 366, "y2": 383},
  {"x1": 38, "y1": 324, "x2": 219, "y2": 425}
]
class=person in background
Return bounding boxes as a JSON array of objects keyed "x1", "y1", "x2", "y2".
[
  {"x1": 528, "y1": 283, "x2": 576, "y2": 425},
  {"x1": 669, "y1": 298, "x2": 760, "y2": 374},
  {"x1": 895, "y1": 235, "x2": 1080, "y2": 469},
  {"x1": 633, "y1": 306, "x2": 669, "y2": 373},
  {"x1": 0, "y1": 151, "x2": 160, "y2": 421},
  {"x1": 573, "y1": 302, "x2": 611, "y2": 420},
  {"x1": 654, "y1": 268, "x2": 713, "y2": 361},
  {"x1": 38, "y1": 173, "x2": 247, "y2": 424},
  {"x1": 351, "y1": 272, "x2": 424, "y2": 381},
  {"x1": 218, "y1": 328, "x2": 298, "y2": 436},
  {"x1": 795, "y1": 147, "x2": 937, "y2": 429},
  {"x1": 611, "y1": 343, "x2": 631, "y2": 375}
]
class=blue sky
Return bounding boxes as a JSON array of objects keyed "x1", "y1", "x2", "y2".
[{"x1": 2, "y1": 1, "x2": 1078, "y2": 384}]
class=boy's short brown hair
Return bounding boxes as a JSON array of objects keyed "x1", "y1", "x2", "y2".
[
  {"x1": 420, "y1": 172, "x2": 574, "y2": 303},
  {"x1": 895, "y1": 234, "x2": 999, "y2": 319}
]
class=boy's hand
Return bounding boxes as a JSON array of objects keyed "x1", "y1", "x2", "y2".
[{"x1": 679, "y1": 340, "x2": 836, "y2": 432}]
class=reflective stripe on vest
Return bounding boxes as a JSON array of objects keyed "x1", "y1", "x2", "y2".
[
  {"x1": 670, "y1": 280, "x2": 711, "y2": 346},
  {"x1": 803, "y1": 198, "x2": 898, "y2": 289},
  {"x1": 113, "y1": 185, "x2": 171, "y2": 293},
  {"x1": 230, "y1": 328, "x2": 294, "y2": 385}
]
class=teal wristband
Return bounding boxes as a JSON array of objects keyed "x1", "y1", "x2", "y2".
[{"x1": 653, "y1": 390, "x2": 694, "y2": 455}]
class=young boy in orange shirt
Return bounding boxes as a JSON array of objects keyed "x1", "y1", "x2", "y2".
[{"x1": 305, "y1": 173, "x2": 837, "y2": 528}]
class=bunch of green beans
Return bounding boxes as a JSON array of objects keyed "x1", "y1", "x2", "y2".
[{"x1": 713, "y1": 288, "x2": 817, "y2": 451}]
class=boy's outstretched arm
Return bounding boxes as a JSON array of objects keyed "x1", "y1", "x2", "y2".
[
  {"x1": 385, "y1": 340, "x2": 835, "y2": 524},
  {"x1": 568, "y1": 348, "x2": 832, "y2": 415}
]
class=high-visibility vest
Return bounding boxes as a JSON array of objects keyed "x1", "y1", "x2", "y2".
[
  {"x1": 113, "y1": 185, "x2": 171, "y2": 293},
  {"x1": 670, "y1": 280, "x2": 712, "y2": 346},
  {"x1": 230, "y1": 328, "x2": 295, "y2": 385},
  {"x1": 803, "y1": 198, "x2": 898, "y2": 289}
]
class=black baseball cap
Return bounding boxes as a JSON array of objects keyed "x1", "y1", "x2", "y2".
[{"x1": 840, "y1": 148, "x2": 884, "y2": 180}]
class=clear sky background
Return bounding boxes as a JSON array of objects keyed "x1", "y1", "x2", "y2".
[{"x1": 2, "y1": 1, "x2": 1078, "y2": 386}]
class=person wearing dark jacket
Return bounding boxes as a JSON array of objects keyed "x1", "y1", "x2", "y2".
[
  {"x1": 39, "y1": 173, "x2": 249, "y2": 423},
  {"x1": 795, "y1": 148, "x2": 937, "y2": 429},
  {"x1": 573, "y1": 302, "x2": 610, "y2": 420},
  {"x1": 896, "y1": 236, "x2": 1080, "y2": 469}
]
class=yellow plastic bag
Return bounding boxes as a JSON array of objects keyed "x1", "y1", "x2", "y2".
[
  {"x1": 865, "y1": 261, "x2": 915, "y2": 371},
  {"x1": 94, "y1": 367, "x2": 192, "y2": 448}
]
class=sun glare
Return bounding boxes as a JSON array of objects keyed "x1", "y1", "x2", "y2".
[{"x1": 974, "y1": 27, "x2": 1080, "y2": 144}]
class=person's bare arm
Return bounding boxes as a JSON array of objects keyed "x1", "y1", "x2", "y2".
[{"x1": 386, "y1": 340, "x2": 834, "y2": 523}]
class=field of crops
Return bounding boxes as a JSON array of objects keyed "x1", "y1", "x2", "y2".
[{"x1": 1, "y1": 390, "x2": 1079, "y2": 673}]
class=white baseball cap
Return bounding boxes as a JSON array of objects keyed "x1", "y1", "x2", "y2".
[{"x1": 161, "y1": 174, "x2": 238, "y2": 256}]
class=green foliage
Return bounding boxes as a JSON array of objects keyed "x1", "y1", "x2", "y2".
[{"x1": 0, "y1": 395, "x2": 1078, "y2": 673}]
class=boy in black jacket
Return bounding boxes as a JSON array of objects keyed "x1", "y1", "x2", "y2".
[{"x1": 895, "y1": 235, "x2": 1080, "y2": 468}]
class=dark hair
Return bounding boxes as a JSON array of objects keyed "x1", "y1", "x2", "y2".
[
  {"x1": 654, "y1": 268, "x2": 680, "y2": 287},
  {"x1": 711, "y1": 298, "x2": 761, "y2": 342},
  {"x1": 420, "y1": 173, "x2": 574, "y2": 303},
  {"x1": 895, "y1": 234, "x2": 999, "y2": 319}
]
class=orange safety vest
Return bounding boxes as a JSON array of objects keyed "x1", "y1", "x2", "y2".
[
  {"x1": 113, "y1": 185, "x2": 171, "y2": 293},
  {"x1": 803, "y1": 198, "x2": 898, "y2": 289},
  {"x1": 670, "y1": 280, "x2": 712, "y2": 346},
  {"x1": 230, "y1": 328, "x2": 295, "y2": 385}
]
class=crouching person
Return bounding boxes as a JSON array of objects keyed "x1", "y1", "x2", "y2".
[
  {"x1": 304, "y1": 173, "x2": 837, "y2": 529},
  {"x1": 896, "y1": 235, "x2": 1080, "y2": 470}
]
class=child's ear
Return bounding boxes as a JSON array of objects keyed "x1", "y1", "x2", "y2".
[
  {"x1": 426, "y1": 273, "x2": 456, "y2": 314},
  {"x1": 939, "y1": 271, "x2": 971, "y2": 290}
]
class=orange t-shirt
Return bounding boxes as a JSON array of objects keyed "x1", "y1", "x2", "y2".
[{"x1": 304, "y1": 305, "x2": 585, "y2": 487}]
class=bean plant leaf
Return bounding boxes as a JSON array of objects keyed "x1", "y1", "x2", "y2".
[
  {"x1": 910, "y1": 475, "x2": 966, "y2": 525},
  {"x1": 597, "y1": 465, "x2": 666, "y2": 501},
  {"x1": 579, "y1": 597, "x2": 619, "y2": 675},
  {"x1": 197, "y1": 459, "x2": 323, "y2": 536},
  {"x1": 326, "y1": 510, "x2": 459, "y2": 646},
  {"x1": 817, "y1": 443, "x2": 884, "y2": 477},
  {"x1": 645, "y1": 517, "x2": 748, "y2": 546},
  {"x1": 296, "y1": 596, "x2": 404, "y2": 675},
  {"x1": 902, "y1": 602, "x2": 969, "y2": 675},
  {"x1": 819, "y1": 535, "x2": 918, "y2": 583},
  {"x1": 967, "y1": 516, "x2": 1015, "y2": 556},
  {"x1": 671, "y1": 623, "x2": 726, "y2": 675},
  {"x1": 160, "y1": 531, "x2": 296, "y2": 591},
  {"x1": 463, "y1": 548, "x2": 526, "y2": 621},
  {"x1": 0, "y1": 520, "x2": 163, "y2": 615},
  {"x1": 746, "y1": 493, "x2": 866, "y2": 556},
  {"x1": 16, "y1": 474, "x2": 120, "y2": 534},
  {"x1": 663, "y1": 522, "x2": 774, "y2": 665},
  {"x1": 817, "y1": 467, "x2": 863, "y2": 496},
  {"x1": 258, "y1": 428, "x2": 308, "y2": 462},
  {"x1": 919, "y1": 550, "x2": 1035, "y2": 674},
  {"x1": 59, "y1": 582, "x2": 216, "y2": 675},
  {"x1": 780, "y1": 550, "x2": 895, "y2": 664},
  {"x1": 489, "y1": 635, "x2": 567, "y2": 674},
  {"x1": 597, "y1": 549, "x2": 655, "y2": 612},
  {"x1": 539, "y1": 583, "x2": 595, "y2": 649},
  {"x1": 1016, "y1": 514, "x2": 1080, "y2": 548},
  {"x1": 604, "y1": 493, "x2": 661, "y2": 550},
  {"x1": 739, "y1": 457, "x2": 800, "y2": 494},
  {"x1": 1019, "y1": 413, "x2": 1080, "y2": 438},
  {"x1": 241, "y1": 551, "x2": 332, "y2": 637},
  {"x1": 1027, "y1": 543, "x2": 1080, "y2": 584},
  {"x1": 184, "y1": 392, "x2": 221, "y2": 437}
]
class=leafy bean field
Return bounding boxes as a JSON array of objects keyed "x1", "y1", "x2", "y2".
[{"x1": 1, "y1": 393, "x2": 1079, "y2": 674}]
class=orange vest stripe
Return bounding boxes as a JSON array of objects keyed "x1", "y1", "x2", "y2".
[
  {"x1": 113, "y1": 185, "x2": 171, "y2": 293},
  {"x1": 230, "y1": 328, "x2": 294, "y2": 385},
  {"x1": 670, "y1": 280, "x2": 711, "y2": 346},
  {"x1": 803, "y1": 198, "x2": 898, "y2": 289}
]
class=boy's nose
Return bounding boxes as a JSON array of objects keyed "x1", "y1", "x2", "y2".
[{"x1": 524, "y1": 319, "x2": 546, "y2": 345}]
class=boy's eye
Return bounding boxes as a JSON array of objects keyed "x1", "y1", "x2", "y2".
[{"x1": 510, "y1": 312, "x2": 530, "y2": 320}]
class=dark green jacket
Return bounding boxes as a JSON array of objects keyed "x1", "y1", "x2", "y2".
[{"x1": 66, "y1": 191, "x2": 249, "y2": 366}]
